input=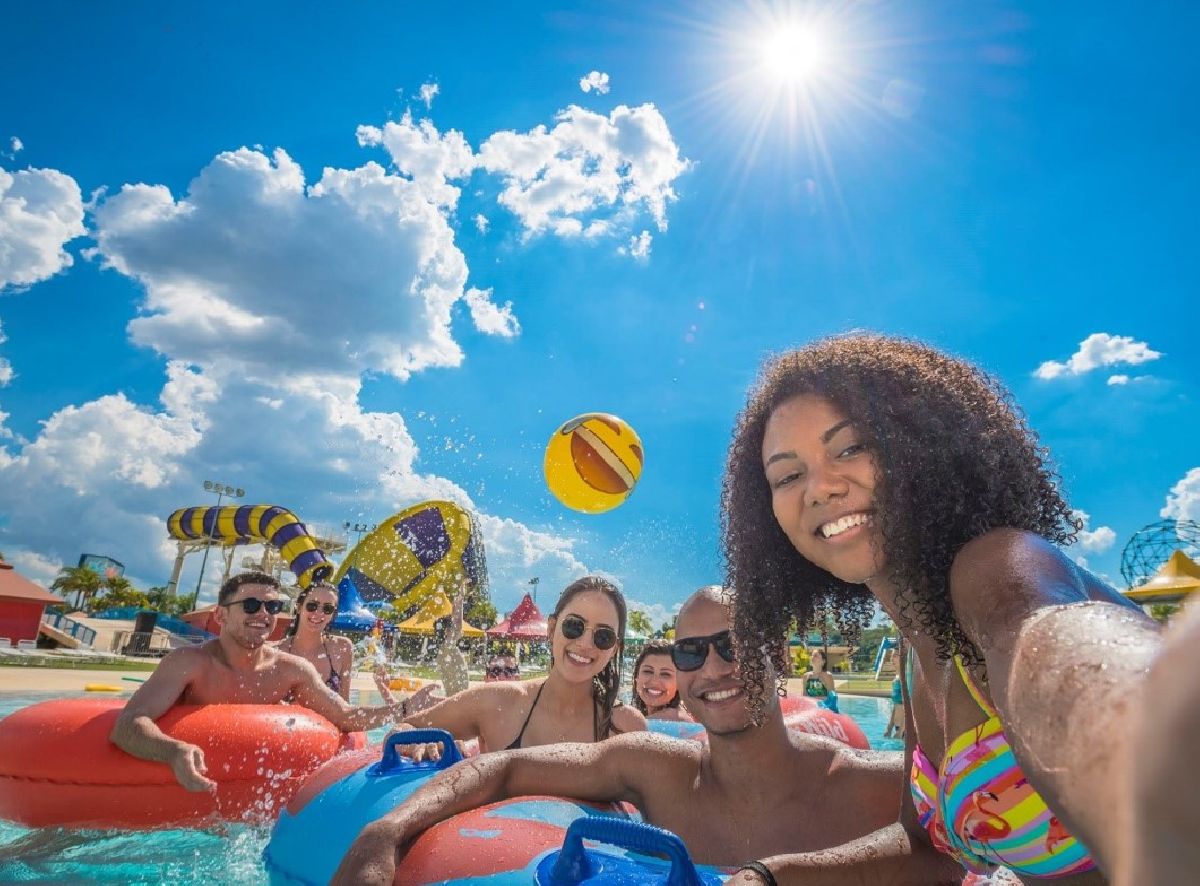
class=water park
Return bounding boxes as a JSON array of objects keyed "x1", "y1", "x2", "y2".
[{"x1": 3, "y1": 3, "x2": 1199, "y2": 884}]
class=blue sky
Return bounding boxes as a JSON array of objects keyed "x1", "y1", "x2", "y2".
[{"x1": 1, "y1": 0, "x2": 1197, "y2": 625}]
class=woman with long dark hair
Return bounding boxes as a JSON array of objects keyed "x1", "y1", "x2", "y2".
[
  {"x1": 630, "y1": 639, "x2": 687, "y2": 721},
  {"x1": 721, "y1": 334, "x2": 1174, "y2": 885},
  {"x1": 398, "y1": 576, "x2": 645, "y2": 753},
  {"x1": 277, "y1": 582, "x2": 353, "y2": 701}
]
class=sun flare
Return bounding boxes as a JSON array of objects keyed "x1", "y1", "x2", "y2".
[{"x1": 762, "y1": 24, "x2": 829, "y2": 84}]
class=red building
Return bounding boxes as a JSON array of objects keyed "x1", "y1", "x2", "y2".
[{"x1": 0, "y1": 557, "x2": 66, "y2": 647}]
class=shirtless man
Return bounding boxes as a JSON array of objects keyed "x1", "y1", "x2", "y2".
[
  {"x1": 333, "y1": 586, "x2": 949, "y2": 884},
  {"x1": 110, "y1": 572, "x2": 432, "y2": 792}
]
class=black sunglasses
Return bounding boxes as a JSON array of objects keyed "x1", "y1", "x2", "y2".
[
  {"x1": 671, "y1": 630, "x2": 736, "y2": 672},
  {"x1": 560, "y1": 615, "x2": 618, "y2": 651},
  {"x1": 222, "y1": 597, "x2": 286, "y2": 615},
  {"x1": 304, "y1": 600, "x2": 337, "y2": 615}
]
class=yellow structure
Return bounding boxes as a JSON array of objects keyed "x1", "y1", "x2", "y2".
[
  {"x1": 1124, "y1": 550, "x2": 1200, "y2": 606},
  {"x1": 394, "y1": 593, "x2": 485, "y2": 638}
]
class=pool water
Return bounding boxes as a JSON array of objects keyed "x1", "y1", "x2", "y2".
[{"x1": 0, "y1": 691, "x2": 902, "y2": 883}]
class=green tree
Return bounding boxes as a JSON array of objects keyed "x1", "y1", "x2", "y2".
[
  {"x1": 628, "y1": 610, "x2": 653, "y2": 638},
  {"x1": 1149, "y1": 604, "x2": 1180, "y2": 624},
  {"x1": 656, "y1": 616, "x2": 676, "y2": 639},
  {"x1": 50, "y1": 566, "x2": 105, "y2": 612},
  {"x1": 91, "y1": 579, "x2": 151, "y2": 613},
  {"x1": 146, "y1": 585, "x2": 191, "y2": 616}
]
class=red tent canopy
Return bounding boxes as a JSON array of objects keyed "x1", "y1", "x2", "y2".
[
  {"x1": 0, "y1": 561, "x2": 65, "y2": 606},
  {"x1": 486, "y1": 593, "x2": 549, "y2": 640}
]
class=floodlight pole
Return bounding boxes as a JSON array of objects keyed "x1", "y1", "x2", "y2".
[{"x1": 191, "y1": 480, "x2": 244, "y2": 610}]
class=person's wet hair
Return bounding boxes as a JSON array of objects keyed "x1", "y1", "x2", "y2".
[
  {"x1": 218, "y1": 571, "x2": 282, "y2": 606},
  {"x1": 631, "y1": 639, "x2": 681, "y2": 715},
  {"x1": 550, "y1": 576, "x2": 629, "y2": 739},
  {"x1": 721, "y1": 333, "x2": 1079, "y2": 724}
]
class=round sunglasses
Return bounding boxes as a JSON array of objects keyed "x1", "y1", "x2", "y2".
[
  {"x1": 221, "y1": 597, "x2": 286, "y2": 616},
  {"x1": 560, "y1": 615, "x2": 618, "y2": 650},
  {"x1": 670, "y1": 629, "x2": 736, "y2": 672},
  {"x1": 304, "y1": 600, "x2": 337, "y2": 615}
]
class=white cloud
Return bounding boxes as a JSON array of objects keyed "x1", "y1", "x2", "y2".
[
  {"x1": 617, "y1": 229, "x2": 652, "y2": 261},
  {"x1": 5, "y1": 548, "x2": 61, "y2": 586},
  {"x1": 356, "y1": 112, "x2": 474, "y2": 209},
  {"x1": 477, "y1": 103, "x2": 689, "y2": 239},
  {"x1": 418, "y1": 82, "x2": 440, "y2": 109},
  {"x1": 8, "y1": 137, "x2": 23, "y2": 155},
  {"x1": 579, "y1": 71, "x2": 611, "y2": 95},
  {"x1": 1035, "y1": 333, "x2": 1162, "y2": 380},
  {"x1": 464, "y1": 287, "x2": 520, "y2": 337},
  {"x1": 0, "y1": 165, "x2": 86, "y2": 290},
  {"x1": 0, "y1": 320, "x2": 12, "y2": 386},
  {"x1": 89, "y1": 145, "x2": 473, "y2": 382},
  {"x1": 1072, "y1": 510, "x2": 1117, "y2": 554},
  {"x1": 475, "y1": 514, "x2": 589, "y2": 602},
  {"x1": 1107, "y1": 375, "x2": 1128, "y2": 386},
  {"x1": 1162, "y1": 468, "x2": 1200, "y2": 523},
  {"x1": 474, "y1": 213, "x2": 489, "y2": 233}
]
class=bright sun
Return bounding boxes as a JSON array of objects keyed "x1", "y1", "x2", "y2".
[{"x1": 762, "y1": 24, "x2": 830, "y2": 84}]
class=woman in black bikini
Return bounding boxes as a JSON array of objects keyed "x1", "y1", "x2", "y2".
[
  {"x1": 278, "y1": 582, "x2": 354, "y2": 701},
  {"x1": 399, "y1": 576, "x2": 646, "y2": 753}
]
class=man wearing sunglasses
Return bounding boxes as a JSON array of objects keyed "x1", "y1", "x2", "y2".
[
  {"x1": 334, "y1": 585, "x2": 907, "y2": 884},
  {"x1": 111, "y1": 572, "x2": 431, "y2": 792}
]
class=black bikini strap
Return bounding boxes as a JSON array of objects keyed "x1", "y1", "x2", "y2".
[{"x1": 508, "y1": 681, "x2": 546, "y2": 749}]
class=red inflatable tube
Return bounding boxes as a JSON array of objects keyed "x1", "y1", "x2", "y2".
[
  {"x1": 779, "y1": 695, "x2": 870, "y2": 749},
  {"x1": 0, "y1": 698, "x2": 366, "y2": 829}
]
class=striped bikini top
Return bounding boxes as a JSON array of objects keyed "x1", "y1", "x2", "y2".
[{"x1": 908, "y1": 654, "x2": 1096, "y2": 878}]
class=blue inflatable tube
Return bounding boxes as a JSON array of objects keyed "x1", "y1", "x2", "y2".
[{"x1": 264, "y1": 729, "x2": 462, "y2": 885}]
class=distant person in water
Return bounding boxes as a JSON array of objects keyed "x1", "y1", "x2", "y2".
[
  {"x1": 394, "y1": 576, "x2": 645, "y2": 758},
  {"x1": 110, "y1": 572, "x2": 435, "y2": 792},
  {"x1": 333, "y1": 585, "x2": 910, "y2": 885},
  {"x1": 631, "y1": 639, "x2": 689, "y2": 721},
  {"x1": 277, "y1": 582, "x2": 353, "y2": 700},
  {"x1": 801, "y1": 648, "x2": 839, "y2": 713}
]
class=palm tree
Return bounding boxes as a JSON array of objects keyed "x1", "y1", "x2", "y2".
[
  {"x1": 50, "y1": 566, "x2": 105, "y2": 612},
  {"x1": 628, "y1": 610, "x2": 653, "y2": 638}
]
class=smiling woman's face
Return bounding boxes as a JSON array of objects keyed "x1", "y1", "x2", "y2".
[
  {"x1": 635, "y1": 653, "x2": 678, "y2": 710},
  {"x1": 300, "y1": 585, "x2": 338, "y2": 633},
  {"x1": 549, "y1": 590, "x2": 620, "y2": 684},
  {"x1": 761, "y1": 394, "x2": 884, "y2": 585}
]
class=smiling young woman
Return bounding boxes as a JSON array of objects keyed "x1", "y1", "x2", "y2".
[
  {"x1": 278, "y1": 583, "x2": 353, "y2": 701},
  {"x1": 720, "y1": 334, "x2": 1183, "y2": 885},
  {"x1": 396, "y1": 576, "x2": 646, "y2": 756}
]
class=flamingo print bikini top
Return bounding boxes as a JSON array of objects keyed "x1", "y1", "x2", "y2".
[{"x1": 908, "y1": 654, "x2": 1096, "y2": 878}]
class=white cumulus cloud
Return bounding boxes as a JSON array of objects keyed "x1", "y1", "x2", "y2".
[
  {"x1": 617, "y1": 229, "x2": 652, "y2": 261},
  {"x1": 1072, "y1": 510, "x2": 1117, "y2": 554},
  {"x1": 579, "y1": 71, "x2": 611, "y2": 94},
  {"x1": 477, "y1": 103, "x2": 689, "y2": 240},
  {"x1": 1162, "y1": 468, "x2": 1200, "y2": 523},
  {"x1": 474, "y1": 213, "x2": 489, "y2": 233},
  {"x1": 0, "y1": 165, "x2": 86, "y2": 290},
  {"x1": 418, "y1": 82, "x2": 440, "y2": 108},
  {"x1": 0, "y1": 320, "x2": 12, "y2": 386},
  {"x1": 1035, "y1": 333, "x2": 1162, "y2": 380},
  {"x1": 463, "y1": 287, "x2": 520, "y2": 337},
  {"x1": 626, "y1": 598, "x2": 681, "y2": 631}
]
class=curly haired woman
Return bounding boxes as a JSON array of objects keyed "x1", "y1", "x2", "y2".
[{"x1": 721, "y1": 334, "x2": 1187, "y2": 886}]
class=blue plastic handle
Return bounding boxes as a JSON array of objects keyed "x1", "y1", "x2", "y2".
[
  {"x1": 545, "y1": 817, "x2": 704, "y2": 886},
  {"x1": 367, "y1": 728, "x2": 463, "y2": 776}
]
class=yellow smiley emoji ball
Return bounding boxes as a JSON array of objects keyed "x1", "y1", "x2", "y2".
[{"x1": 544, "y1": 413, "x2": 644, "y2": 514}]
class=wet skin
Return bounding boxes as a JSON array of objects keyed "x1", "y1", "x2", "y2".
[
  {"x1": 331, "y1": 593, "x2": 904, "y2": 884},
  {"x1": 747, "y1": 394, "x2": 1153, "y2": 884},
  {"x1": 110, "y1": 583, "x2": 426, "y2": 791},
  {"x1": 278, "y1": 585, "x2": 354, "y2": 700},
  {"x1": 398, "y1": 589, "x2": 645, "y2": 754}
]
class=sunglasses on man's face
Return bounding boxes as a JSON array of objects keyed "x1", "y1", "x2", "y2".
[
  {"x1": 671, "y1": 630, "x2": 737, "y2": 672},
  {"x1": 486, "y1": 665, "x2": 520, "y2": 678},
  {"x1": 222, "y1": 597, "x2": 286, "y2": 616},
  {"x1": 560, "y1": 615, "x2": 618, "y2": 651},
  {"x1": 304, "y1": 600, "x2": 337, "y2": 615}
]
